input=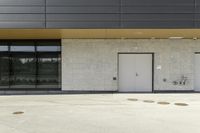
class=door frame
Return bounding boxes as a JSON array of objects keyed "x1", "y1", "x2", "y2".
[
  {"x1": 117, "y1": 52, "x2": 154, "y2": 93},
  {"x1": 194, "y1": 52, "x2": 200, "y2": 92}
]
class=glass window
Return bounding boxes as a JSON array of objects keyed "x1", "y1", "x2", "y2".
[
  {"x1": 36, "y1": 40, "x2": 61, "y2": 52},
  {"x1": 37, "y1": 46, "x2": 61, "y2": 52},
  {"x1": 37, "y1": 53, "x2": 61, "y2": 89},
  {"x1": 10, "y1": 41, "x2": 35, "y2": 52},
  {"x1": 0, "y1": 53, "x2": 9, "y2": 89},
  {"x1": 0, "y1": 46, "x2": 8, "y2": 51},
  {"x1": 0, "y1": 40, "x2": 61, "y2": 91},
  {"x1": 10, "y1": 54, "x2": 36, "y2": 89},
  {"x1": 10, "y1": 46, "x2": 35, "y2": 52}
]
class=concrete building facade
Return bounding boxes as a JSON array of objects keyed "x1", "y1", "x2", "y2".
[
  {"x1": 1, "y1": 0, "x2": 200, "y2": 94},
  {"x1": 62, "y1": 39, "x2": 200, "y2": 92}
]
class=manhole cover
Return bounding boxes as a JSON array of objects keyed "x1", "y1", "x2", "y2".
[
  {"x1": 157, "y1": 102, "x2": 170, "y2": 105},
  {"x1": 143, "y1": 100, "x2": 155, "y2": 103},
  {"x1": 13, "y1": 111, "x2": 24, "y2": 115},
  {"x1": 174, "y1": 103, "x2": 188, "y2": 106},
  {"x1": 127, "y1": 98, "x2": 138, "y2": 101}
]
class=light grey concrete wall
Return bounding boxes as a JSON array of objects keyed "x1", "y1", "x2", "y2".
[{"x1": 62, "y1": 39, "x2": 200, "y2": 91}]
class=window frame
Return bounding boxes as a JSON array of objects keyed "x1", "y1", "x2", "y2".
[{"x1": 0, "y1": 40, "x2": 61, "y2": 91}]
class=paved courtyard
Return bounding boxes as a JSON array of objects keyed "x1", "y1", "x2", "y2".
[{"x1": 0, "y1": 94, "x2": 200, "y2": 133}]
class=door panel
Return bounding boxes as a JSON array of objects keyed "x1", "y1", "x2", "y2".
[
  {"x1": 135, "y1": 54, "x2": 152, "y2": 91},
  {"x1": 119, "y1": 54, "x2": 152, "y2": 92},
  {"x1": 119, "y1": 54, "x2": 136, "y2": 92}
]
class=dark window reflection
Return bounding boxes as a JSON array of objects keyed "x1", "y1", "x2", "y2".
[
  {"x1": 0, "y1": 40, "x2": 61, "y2": 90},
  {"x1": 36, "y1": 40, "x2": 61, "y2": 52},
  {"x1": 0, "y1": 54, "x2": 9, "y2": 89},
  {"x1": 37, "y1": 53, "x2": 61, "y2": 89},
  {"x1": 10, "y1": 54, "x2": 36, "y2": 88}
]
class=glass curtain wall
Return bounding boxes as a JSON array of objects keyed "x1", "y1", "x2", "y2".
[
  {"x1": 10, "y1": 41, "x2": 36, "y2": 89},
  {"x1": 36, "y1": 41, "x2": 61, "y2": 89},
  {"x1": 0, "y1": 44, "x2": 9, "y2": 89},
  {"x1": 0, "y1": 40, "x2": 61, "y2": 91}
]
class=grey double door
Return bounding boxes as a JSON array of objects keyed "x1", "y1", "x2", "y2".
[{"x1": 119, "y1": 54, "x2": 153, "y2": 92}]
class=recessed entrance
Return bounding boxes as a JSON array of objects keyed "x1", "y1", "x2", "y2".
[{"x1": 118, "y1": 53, "x2": 153, "y2": 92}]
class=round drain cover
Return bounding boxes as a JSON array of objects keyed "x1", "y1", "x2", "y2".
[
  {"x1": 13, "y1": 111, "x2": 24, "y2": 115},
  {"x1": 157, "y1": 102, "x2": 170, "y2": 105},
  {"x1": 127, "y1": 98, "x2": 138, "y2": 101},
  {"x1": 143, "y1": 100, "x2": 155, "y2": 103},
  {"x1": 174, "y1": 103, "x2": 188, "y2": 106}
]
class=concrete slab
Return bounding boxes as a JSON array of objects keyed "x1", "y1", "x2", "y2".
[{"x1": 0, "y1": 94, "x2": 200, "y2": 133}]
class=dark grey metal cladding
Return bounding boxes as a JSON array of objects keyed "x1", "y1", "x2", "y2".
[
  {"x1": 0, "y1": 7, "x2": 45, "y2": 13},
  {"x1": 46, "y1": 14, "x2": 120, "y2": 21},
  {"x1": 122, "y1": 6, "x2": 194, "y2": 14},
  {"x1": 46, "y1": 0, "x2": 120, "y2": 14},
  {"x1": 122, "y1": 14, "x2": 194, "y2": 20},
  {"x1": 46, "y1": 14, "x2": 120, "y2": 28},
  {"x1": 121, "y1": 0, "x2": 195, "y2": 28},
  {"x1": 0, "y1": 14, "x2": 44, "y2": 21},
  {"x1": 195, "y1": 0, "x2": 200, "y2": 27},
  {"x1": 46, "y1": 7, "x2": 120, "y2": 14},
  {"x1": 0, "y1": 0, "x2": 198, "y2": 28},
  {"x1": 122, "y1": 21, "x2": 194, "y2": 28},
  {"x1": 46, "y1": 21, "x2": 120, "y2": 28},
  {"x1": 0, "y1": 0, "x2": 45, "y2": 28},
  {"x1": 122, "y1": 0, "x2": 193, "y2": 5},
  {"x1": 0, "y1": 0, "x2": 45, "y2": 13},
  {"x1": 121, "y1": 0, "x2": 194, "y2": 14},
  {"x1": 195, "y1": 13, "x2": 200, "y2": 27},
  {"x1": 0, "y1": 22, "x2": 45, "y2": 28},
  {"x1": 46, "y1": 0, "x2": 120, "y2": 6},
  {"x1": 121, "y1": 14, "x2": 194, "y2": 28},
  {"x1": 46, "y1": 0, "x2": 120, "y2": 28},
  {"x1": 0, "y1": 0, "x2": 45, "y2": 5}
]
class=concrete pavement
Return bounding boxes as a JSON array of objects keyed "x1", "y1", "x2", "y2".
[{"x1": 0, "y1": 94, "x2": 199, "y2": 133}]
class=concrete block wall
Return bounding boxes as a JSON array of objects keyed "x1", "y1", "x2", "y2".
[{"x1": 62, "y1": 39, "x2": 200, "y2": 91}]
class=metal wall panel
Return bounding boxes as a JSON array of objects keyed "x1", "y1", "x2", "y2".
[
  {"x1": 46, "y1": 22, "x2": 120, "y2": 28},
  {"x1": 46, "y1": 0, "x2": 120, "y2": 6},
  {"x1": 0, "y1": 14, "x2": 45, "y2": 28},
  {"x1": 122, "y1": 14, "x2": 193, "y2": 20},
  {"x1": 0, "y1": 0, "x2": 45, "y2": 5},
  {"x1": 0, "y1": 7, "x2": 45, "y2": 13},
  {"x1": 0, "y1": 0, "x2": 45, "y2": 28},
  {"x1": 0, "y1": 0, "x2": 198, "y2": 28},
  {"x1": 195, "y1": 0, "x2": 200, "y2": 27},
  {"x1": 46, "y1": 14, "x2": 120, "y2": 21},
  {"x1": 0, "y1": 14, "x2": 44, "y2": 21},
  {"x1": 122, "y1": 0, "x2": 193, "y2": 5},
  {"x1": 122, "y1": 21, "x2": 194, "y2": 28},
  {"x1": 46, "y1": 0, "x2": 120, "y2": 28},
  {"x1": 121, "y1": 14, "x2": 194, "y2": 28},
  {"x1": 120, "y1": 0, "x2": 195, "y2": 28},
  {"x1": 46, "y1": 7, "x2": 120, "y2": 14},
  {"x1": 0, "y1": 22, "x2": 45, "y2": 28},
  {"x1": 122, "y1": 6, "x2": 194, "y2": 13},
  {"x1": 46, "y1": 14, "x2": 120, "y2": 28}
]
